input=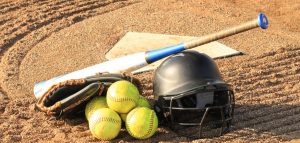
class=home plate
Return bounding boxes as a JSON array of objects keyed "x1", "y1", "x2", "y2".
[{"x1": 105, "y1": 32, "x2": 242, "y2": 74}]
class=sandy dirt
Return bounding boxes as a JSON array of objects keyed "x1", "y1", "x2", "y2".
[{"x1": 0, "y1": 0, "x2": 299, "y2": 142}]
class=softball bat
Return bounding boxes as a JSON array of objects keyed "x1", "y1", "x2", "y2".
[{"x1": 34, "y1": 13, "x2": 268, "y2": 99}]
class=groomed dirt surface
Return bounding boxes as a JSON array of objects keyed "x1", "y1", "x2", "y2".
[{"x1": 0, "y1": 0, "x2": 299, "y2": 142}]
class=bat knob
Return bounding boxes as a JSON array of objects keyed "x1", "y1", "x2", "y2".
[{"x1": 258, "y1": 13, "x2": 268, "y2": 29}]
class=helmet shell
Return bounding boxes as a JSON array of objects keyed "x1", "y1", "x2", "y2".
[{"x1": 153, "y1": 51, "x2": 225, "y2": 99}]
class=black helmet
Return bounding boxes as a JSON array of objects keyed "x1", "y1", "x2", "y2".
[{"x1": 153, "y1": 51, "x2": 235, "y2": 138}]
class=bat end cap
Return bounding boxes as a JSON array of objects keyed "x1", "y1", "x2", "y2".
[{"x1": 258, "y1": 13, "x2": 268, "y2": 29}]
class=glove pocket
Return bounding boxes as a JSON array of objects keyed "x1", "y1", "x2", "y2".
[{"x1": 56, "y1": 82, "x2": 105, "y2": 117}]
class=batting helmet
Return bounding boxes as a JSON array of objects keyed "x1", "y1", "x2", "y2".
[{"x1": 153, "y1": 51, "x2": 235, "y2": 138}]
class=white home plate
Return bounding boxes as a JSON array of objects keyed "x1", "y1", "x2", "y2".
[{"x1": 105, "y1": 32, "x2": 242, "y2": 74}]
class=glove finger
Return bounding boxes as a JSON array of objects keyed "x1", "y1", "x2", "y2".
[{"x1": 45, "y1": 83, "x2": 88, "y2": 107}]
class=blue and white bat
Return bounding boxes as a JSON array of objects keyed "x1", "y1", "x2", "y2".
[{"x1": 34, "y1": 13, "x2": 268, "y2": 99}]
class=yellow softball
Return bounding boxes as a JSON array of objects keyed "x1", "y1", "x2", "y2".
[
  {"x1": 126, "y1": 107, "x2": 158, "y2": 139},
  {"x1": 106, "y1": 80, "x2": 140, "y2": 114},
  {"x1": 89, "y1": 108, "x2": 121, "y2": 140},
  {"x1": 137, "y1": 96, "x2": 151, "y2": 108},
  {"x1": 119, "y1": 113, "x2": 127, "y2": 122},
  {"x1": 85, "y1": 96, "x2": 108, "y2": 121},
  {"x1": 119, "y1": 96, "x2": 151, "y2": 122}
]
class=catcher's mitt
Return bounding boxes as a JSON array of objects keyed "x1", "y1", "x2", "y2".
[{"x1": 35, "y1": 73, "x2": 140, "y2": 117}]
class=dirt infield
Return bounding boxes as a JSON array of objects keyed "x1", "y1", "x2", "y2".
[{"x1": 0, "y1": 0, "x2": 299, "y2": 142}]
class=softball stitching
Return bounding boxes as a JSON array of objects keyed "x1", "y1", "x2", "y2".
[
  {"x1": 141, "y1": 110, "x2": 154, "y2": 139},
  {"x1": 107, "y1": 94, "x2": 137, "y2": 103}
]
